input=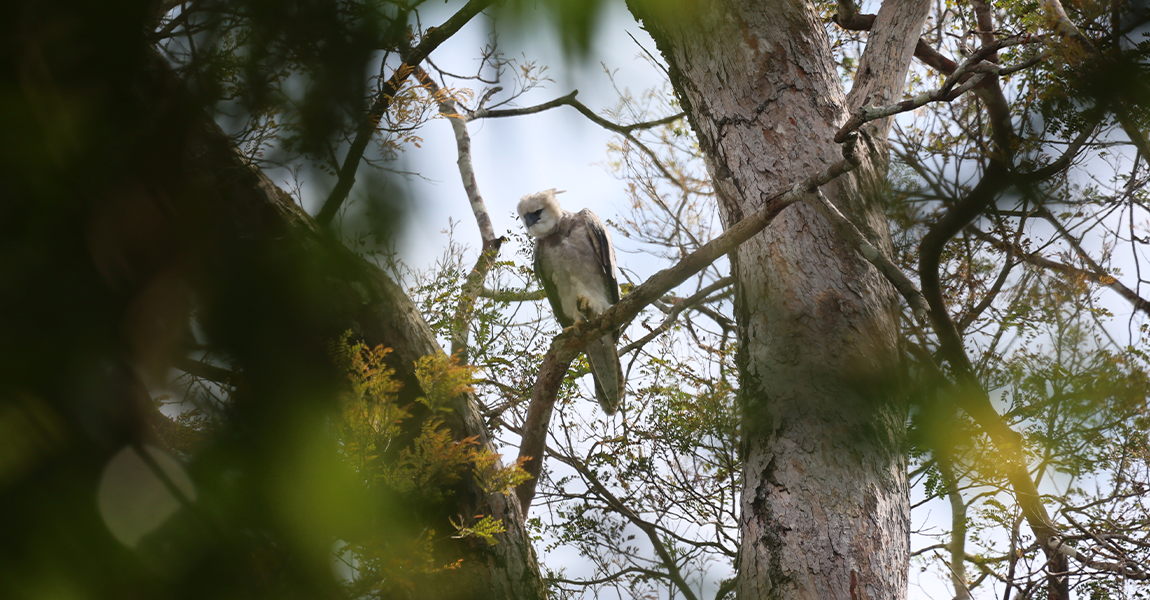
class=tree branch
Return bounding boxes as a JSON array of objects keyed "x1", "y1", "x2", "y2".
[
  {"x1": 917, "y1": 160, "x2": 1071, "y2": 599},
  {"x1": 832, "y1": 11, "x2": 959, "y2": 75},
  {"x1": 619, "y1": 276, "x2": 733, "y2": 356},
  {"x1": 835, "y1": 37, "x2": 1038, "y2": 144},
  {"x1": 547, "y1": 566, "x2": 671, "y2": 587},
  {"x1": 834, "y1": 6, "x2": 1024, "y2": 154},
  {"x1": 550, "y1": 451, "x2": 701, "y2": 600},
  {"x1": 1037, "y1": 0, "x2": 1096, "y2": 50},
  {"x1": 132, "y1": 43, "x2": 544, "y2": 596},
  {"x1": 413, "y1": 66, "x2": 502, "y2": 364},
  {"x1": 315, "y1": 0, "x2": 496, "y2": 225},
  {"x1": 470, "y1": 90, "x2": 687, "y2": 186},
  {"x1": 470, "y1": 89, "x2": 684, "y2": 133},
  {"x1": 1033, "y1": 205, "x2": 1150, "y2": 315},
  {"x1": 956, "y1": 228, "x2": 1014, "y2": 331}
]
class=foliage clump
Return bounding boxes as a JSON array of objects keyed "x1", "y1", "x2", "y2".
[{"x1": 329, "y1": 332, "x2": 529, "y2": 595}]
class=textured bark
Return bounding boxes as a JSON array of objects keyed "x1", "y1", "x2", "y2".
[
  {"x1": 627, "y1": 0, "x2": 929, "y2": 598},
  {"x1": 4, "y1": 0, "x2": 545, "y2": 594}
]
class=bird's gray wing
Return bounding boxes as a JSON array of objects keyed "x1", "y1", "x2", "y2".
[
  {"x1": 576, "y1": 209, "x2": 625, "y2": 411},
  {"x1": 577, "y1": 209, "x2": 620, "y2": 305},
  {"x1": 534, "y1": 241, "x2": 574, "y2": 328}
]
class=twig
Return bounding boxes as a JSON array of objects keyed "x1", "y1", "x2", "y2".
[
  {"x1": 470, "y1": 90, "x2": 684, "y2": 134},
  {"x1": 551, "y1": 450, "x2": 702, "y2": 600},
  {"x1": 619, "y1": 276, "x2": 734, "y2": 355},
  {"x1": 917, "y1": 159, "x2": 1071, "y2": 598},
  {"x1": 835, "y1": 37, "x2": 1039, "y2": 144},
  {"x1": 1038, "y1": 253, "x2": 1150, "y2": 314},
  {"x1": 470, "y1": 90, "x2": 687, "y2": 186}
]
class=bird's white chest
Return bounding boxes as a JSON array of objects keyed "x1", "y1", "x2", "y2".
[{"x1": 538, "y1": 235, "x2": 612, "y2": 317}]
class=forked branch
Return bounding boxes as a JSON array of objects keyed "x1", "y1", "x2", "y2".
[{"x1": 835, "y1": 37, "x2": 1041, "y2": 144}]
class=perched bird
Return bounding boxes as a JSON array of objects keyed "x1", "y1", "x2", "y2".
[{"x1": 517, "y1": 189, "x2": 624, "y2": 414}]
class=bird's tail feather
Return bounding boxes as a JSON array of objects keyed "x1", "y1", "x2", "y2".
[{"x1": 586, "y1": 334, "x2": 624, "y2": 414}]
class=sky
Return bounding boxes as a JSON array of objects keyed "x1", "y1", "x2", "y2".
[{"x1": 338, "y1": 4, "x2": 732, "y2": 596}]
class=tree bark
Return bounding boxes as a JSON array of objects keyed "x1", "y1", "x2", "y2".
[{"x1": 627, "y1": 0, "x2": 929, "y2": 597}]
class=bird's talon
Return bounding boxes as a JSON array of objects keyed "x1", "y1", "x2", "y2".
[
  {"x1": 577, "y1": 295, "x2": 592, "y2": 314},
  {"x1": 563, "y1": 316, "x2": 588, "y2": 336}
]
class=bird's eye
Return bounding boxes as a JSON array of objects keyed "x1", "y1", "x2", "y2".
[{"x1": 532, "y1": 209, "x2": 543, "y2": 217}]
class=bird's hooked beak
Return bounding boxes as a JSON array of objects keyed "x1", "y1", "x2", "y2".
[{"x1": 523, "y1": 209, "x2": 543, "y2": 228}]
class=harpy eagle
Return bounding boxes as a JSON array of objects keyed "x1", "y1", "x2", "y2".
[{"x1": 517, "y1": 189, "x2": 624, "y2": 414}]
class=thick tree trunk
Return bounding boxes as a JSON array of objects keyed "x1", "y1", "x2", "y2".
[
  {"x1": 3, "y1": 4, "x2": 544, "y2": 591},
  {"x1": 628, "y1": 1, "x2": 928, "y2": 597},
  {"x1": 145, "y1": 53, "x2": 547, "y2": 599}
]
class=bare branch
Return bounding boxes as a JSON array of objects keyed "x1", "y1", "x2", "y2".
[
  {"x1": 551, "y1": 451, "x2": 702, "y2": 600},
  {"x1": 805, "y1": 190, "x2": 930, "y2": 321},
  {"x1": 413, "y1": 66, "x2": 502, "y2": 364},
  {"x1": 1051, "y1": 258, "x2": 1150, "y2": 314},
  {"x1": 831, "y1": 11, "x2": 959, "y2": 75},
  {"x1": 470, "y1": 89, "x2": 687, "y2": 185},
  {"x1": 1030, "y1": 206, "x2": 1150, "y2": 315},
  {"x1": 1115, "y1": 106, "x2": 1150, "y2": 163},
  {"x1": 547, "y1": 566, "x2": 670, "y2": 587},
  {"x1": 619, "y1": 276, "x2": 733, "y2": 356},
  {"x1": 1047, "y1": 537, "x2": 1150, "y2": 580},
  {"x1": 469, "y1": 90, "x2": 579, "y2": 120},
  {"x1": 415, "y1": 68, "x2": 496, "y2": 243},
  {"x1": 836, "y1": 37, "x2": 1039, "y2": 144},
  {"x1": 470, "y1": 89, "x2": 685, "y2": 134}
]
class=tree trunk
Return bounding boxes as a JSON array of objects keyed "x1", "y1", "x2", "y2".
[
  {"x1": 4, "y1": 7, "x2": 545, "y2": 592},
  {"x1": 627, "y1": 1, "x2": 929, "y2": 597},
  {"x1": 145, "y1": 52, "x2": 547, "y2": 599}
]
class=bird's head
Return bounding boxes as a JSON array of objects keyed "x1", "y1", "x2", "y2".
[{"x1": 516, "y1": 188, "x2": 564, "y2": 238}]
